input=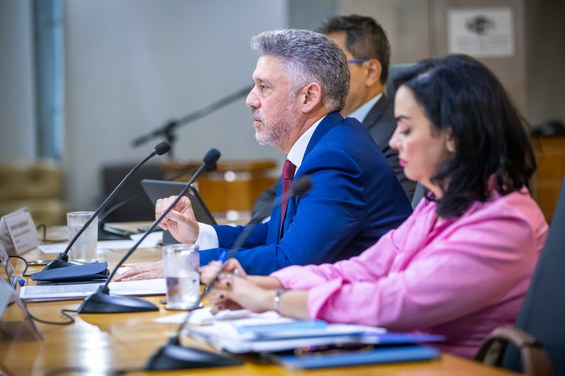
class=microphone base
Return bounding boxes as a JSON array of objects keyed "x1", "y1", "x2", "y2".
[
  {"x1": 77, "y1": 291, "x2": 159, "y2": 313},
  {"x1": 42, "y1": 258, "x2": 82, "y2": 270},
  {"x1": 145, "y1": 337, "x2": 242, "y2": 370}
]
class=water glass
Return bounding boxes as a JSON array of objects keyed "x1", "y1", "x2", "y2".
[
  {"x1": 162, "y1": 243, "x2": 200, "y2": 310},
  {"x1": 66, "y1": 211, "x2": 98, "y2": 262}
]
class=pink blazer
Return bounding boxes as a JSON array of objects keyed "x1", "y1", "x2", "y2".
[{"x1": 272, "y1": 189, "x2": 548, "y2": 358}]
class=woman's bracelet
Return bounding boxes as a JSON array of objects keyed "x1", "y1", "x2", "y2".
[{"x1": 273, "y1": 288, "x2": 286, "y2": 314}]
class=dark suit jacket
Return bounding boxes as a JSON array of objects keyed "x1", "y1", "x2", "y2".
[
  {"x1": 199, "y1": 112, "x2": 412, "y2": 275},
  {"x1": 364, "y1": 95, "x2": 416, "y2": 201},
  {"x1": 251, "y1": 95, "x2": 416, "y2": 222}
]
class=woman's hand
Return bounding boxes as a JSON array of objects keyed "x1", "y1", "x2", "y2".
[
  {"x1": 201, "y1": 259, "x2": 247, "y2": 285},
  {"x1": 209, "y1": 273, "x2": 274, "y2": 314},
  {"x1": 114, "y1": 260, "x2": 163, "y2": 281}
]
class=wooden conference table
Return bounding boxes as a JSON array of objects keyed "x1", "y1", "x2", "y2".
[{"x1": 1, "y1": 231, "x2": 516, "y2": 375}]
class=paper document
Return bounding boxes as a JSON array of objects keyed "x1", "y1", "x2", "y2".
[
  {"x1": 168, "y1": 308, "x2": 442, "y2": 354},
  {"x1": 38, "y1": 232, "x2": 162, "y2": 254},
  {"x1": 172, "y1": 308, "x2": 382, "y2": 353},
  {"x1": 154, "y1": 307, "x2": 285, "y2": 325},
  {"x1": 20, "y1": 278, "x2": 166, "y2": 302}
]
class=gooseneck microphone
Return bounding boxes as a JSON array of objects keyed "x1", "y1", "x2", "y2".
[
  {"x1": 145, "y1": 175, "x2": 312, "y2": 371},
  {"x1": 77, "y1": 148, "x2": 221, "y2": 314},
  {"x1": 43, "y1": 141, "x2": 172, "y2": 271}
]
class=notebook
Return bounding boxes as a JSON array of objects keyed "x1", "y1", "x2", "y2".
[
  {"x1": 19, "y1": 278, "x2": 166, "y2": 302},
  {"x1": 267, "y1": 345, "x2": 440, "y2": 370},
  {"x1": 141, "y1": 179, "x2": 216, "y2": 225}
]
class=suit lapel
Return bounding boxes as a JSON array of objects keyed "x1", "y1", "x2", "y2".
[
  {"x1": 269, "y1": 111, "x2": 344, "y2": 243},
  {"x1": 303, "y1": 111, "x2": 344, "y2": 162},
  {"x1": 363, "y1": 95, "x2": 392, "y2": 131}
]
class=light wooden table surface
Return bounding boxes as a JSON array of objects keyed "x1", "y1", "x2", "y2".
[{"x1": 1, "y1": 238, "x2": 516, "y2": 375}]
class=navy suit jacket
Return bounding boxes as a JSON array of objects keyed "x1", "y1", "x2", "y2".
[
  {"x1": 199, "y1": 112, "x2": 412, "y2": 275},
  {"x1": 250, "y1": 95, "x2": 415, "y2": 222}
]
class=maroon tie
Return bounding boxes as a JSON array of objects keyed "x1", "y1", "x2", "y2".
[{"x1": 279, "y1": 159, "x2": 296, "y2": 238}]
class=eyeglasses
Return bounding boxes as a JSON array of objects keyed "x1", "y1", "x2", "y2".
[{"x1": 347, "y1": 58, "x2": 369, "y2": 64}]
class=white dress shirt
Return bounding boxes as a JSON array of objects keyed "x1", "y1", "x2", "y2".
[{"x1": 347, "y1": 93, "x2": 382, "y2": 122}]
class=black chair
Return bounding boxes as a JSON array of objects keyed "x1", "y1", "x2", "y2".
[
  {"x1": 475, "y1": 175, "x2": 565, "y2": 375},
  {"x1": 386, "y1": 63, "x2": 415, "y2": 100}
]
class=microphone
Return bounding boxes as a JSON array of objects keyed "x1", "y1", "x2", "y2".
[
  {"x1": 76, "y1": 148, "x2": 221, "y2": 314},
  {"x1": 144, "y1": 175, "x2": 312, "y2": 371},
  {"x1": 43, "y1": 141, "x2": 172, "y2": 271}
]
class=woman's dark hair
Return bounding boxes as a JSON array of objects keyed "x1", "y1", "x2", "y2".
[{"x1": 393, "y1": 54, "x2": 536, "y2": 218}]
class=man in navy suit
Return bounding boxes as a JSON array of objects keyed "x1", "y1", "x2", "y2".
[
  {"x1": 117, "y1": 29, "x2": 411, "y2": 278},
  {"x1": 251, "y1": 15, "x2": 416, "y2": 223}
]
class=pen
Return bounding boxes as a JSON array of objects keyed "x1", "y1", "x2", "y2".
[
  {"x1": 203, "y1": 250, "x2": 229, "y2": 296},
  {"x1": 218, "y1": 250, "x2": 228, "y2": 263}
]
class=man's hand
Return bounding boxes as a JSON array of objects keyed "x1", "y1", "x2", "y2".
[{"x1": 155, "y1": 195, "x2": 199, "y2": 243}]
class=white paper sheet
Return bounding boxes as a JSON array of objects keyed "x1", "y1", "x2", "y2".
[
  {"x1": 20, "y1": 278, "x2": 166, "y2": 302},
  {"x1": 38, "y1": 231, "x2": 162, "y2": 254}
]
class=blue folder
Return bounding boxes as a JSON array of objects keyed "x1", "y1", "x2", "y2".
[
  {"x1": 30, "y1": 262, "x2": 109, "y2": 282},
  {"x1": 270, "y1": 345, "x2": 440, "y2": 370}
]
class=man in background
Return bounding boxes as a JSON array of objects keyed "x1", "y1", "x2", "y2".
[{"x1": 251, "y1": 15, "x2": 415, "y2": 222}]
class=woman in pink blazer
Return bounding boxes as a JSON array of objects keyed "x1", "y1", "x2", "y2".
[{"x1": 203, "y1": 54, "x2": 548, "y2": 359}]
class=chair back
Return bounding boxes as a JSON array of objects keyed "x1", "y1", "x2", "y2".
[
  {"x1": 502, "y1": 175, "x2": 565, "y2": 374},
  {"x1": 386, "y1": 63, "x2": 415, "y2": 100},
  {"x1": 411, "y1": 183, "x2": 425, "y2": 209}
]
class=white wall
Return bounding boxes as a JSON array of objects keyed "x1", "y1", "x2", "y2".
[
  {"x1": 0, "y1": 0, "x2": 36, "y2": 160},
  {"x1": 336, "y1": 0, "x2": 527, "y2": 113},
  {"x1": 64, "y1": 0, "x2": 287, "y2": 209},
  {"x1": 2, "y1": 0, "x2": 564, "y2": 211}
]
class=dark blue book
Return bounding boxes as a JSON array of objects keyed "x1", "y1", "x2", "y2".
[
  {"x1": 269, "y1": 345, "x2": 440, "y2": 370},
  {"x1": 30, "y1": 262, "x2": 109, "y2": 282}
]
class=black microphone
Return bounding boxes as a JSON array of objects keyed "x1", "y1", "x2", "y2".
[
  {"x1": 42, "y1": 141, "x2": 172, "y2": 271},
  {"x1": 76, "y1": 148, "x2": 221, "y2": 314},
  {"x1": 144, "y1": 175, "x2": 312, "y2": 371}
]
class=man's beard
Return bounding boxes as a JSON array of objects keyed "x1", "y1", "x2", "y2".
[{"x1": 253, "y1": 107, "x2": 296, "y2": 146}]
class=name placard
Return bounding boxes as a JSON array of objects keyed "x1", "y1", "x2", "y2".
[
  {"x1": 0, "y1": 278, "x2": 43, "y2": 341},
  {"x1": 0, "y1": 244, "x2": 18, "y2": 289},
  {"x1": 0, "y1": 208, "x2": 40, "y2": 256}
]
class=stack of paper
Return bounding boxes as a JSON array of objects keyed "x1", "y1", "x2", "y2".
[{"x1": 178, "y1": 308, "x2": 443, "y2": 354}]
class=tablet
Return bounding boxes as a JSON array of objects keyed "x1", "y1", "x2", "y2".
[{"x1": 140, "y1": 179, "x2": 216, "y2": 225}]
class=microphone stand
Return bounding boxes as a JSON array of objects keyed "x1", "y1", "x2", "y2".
[
  {"x1": 77, "y1": 149, "x2": 221, "y2": 314},
  {"x1": 43, "y1": 141, "x2": 171, "y2": 271},
  {"x1": 131, "y1": 85, "x2": 253, "y2": 157},
  {"x1": 145, "y1": 176, "x2": 312, "y2": 370}
]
